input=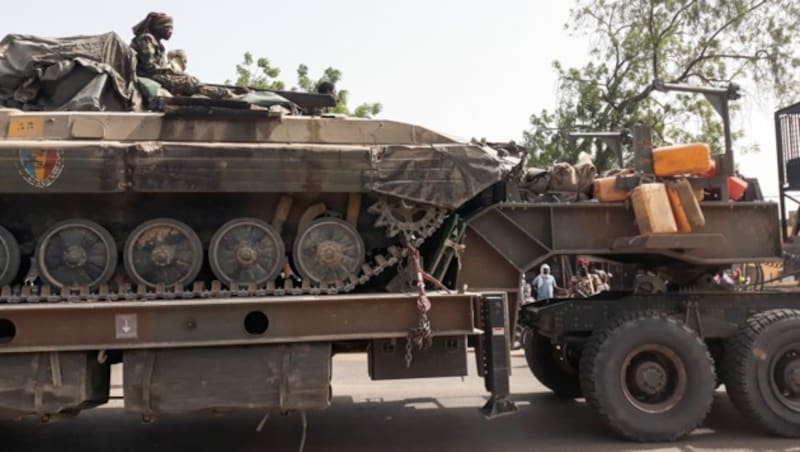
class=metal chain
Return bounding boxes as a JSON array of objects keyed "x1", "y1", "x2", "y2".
[
  {"x1": 404, "y1": 334, "x2": 414, "y2": 368},
  {"x1": 405, "y1": 239, "x2": 433, "y2": 368}
]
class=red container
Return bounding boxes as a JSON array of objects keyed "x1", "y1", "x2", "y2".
[
  {"x1": 728, "y1": 176, "x2": 748, "y2": 201},
  {"x1": 703, "y1": 160, "x2": 717, "y2": 177}
]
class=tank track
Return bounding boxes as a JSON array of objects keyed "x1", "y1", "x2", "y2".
[{"x1": 0, "y1": 213, "x2": 448, "y2": 305}]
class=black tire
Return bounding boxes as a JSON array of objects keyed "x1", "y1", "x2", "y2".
[
  {"x1": 0, "y1": 226, "x2": 20, "y2": 287},
  {"x1": 580, "y1": 312, "x2": 716, "y2": 442},
  {"x1": 724, "y1": 309, "x2": 800, "y2": 437},
  {"x1": 522, "y1": 328, "x2": 582, "y2": 398}
]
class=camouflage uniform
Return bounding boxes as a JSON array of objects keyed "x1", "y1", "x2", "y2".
[
  {"x1": 130, "y1": 33, "x2": 201, "y2": 96},
  {"x1": 570, "y1": 261, "x2": 596, "y2": 297},
  {"x1": 571, "y1": 274, "x2": 596, "y2": 297},
  {"x1": 130, "y1": 13, "x2": 231, "y2": 99}
]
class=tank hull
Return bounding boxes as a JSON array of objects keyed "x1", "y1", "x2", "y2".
[
  {"x1": 0, "y1": 110, "x2": 520, "y2": 292},
  {"x1": 0, "y1": 140, "x2": 506, "y2": 209}
]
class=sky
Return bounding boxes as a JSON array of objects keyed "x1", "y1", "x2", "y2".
[{"x1": 2, "y1": 0, "x2": 788, "y2": 198}]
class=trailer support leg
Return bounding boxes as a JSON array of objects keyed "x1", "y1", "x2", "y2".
[{"x1": 479, "y1": 293, "x2": 517, "y2": 419}]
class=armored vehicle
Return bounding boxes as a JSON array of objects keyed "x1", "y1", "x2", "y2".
[{"x1": 0, "y1": 33, "x2": 518, "y2": 296}]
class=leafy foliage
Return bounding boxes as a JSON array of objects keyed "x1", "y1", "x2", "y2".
[
  {"x1": 296, "y1": 64, "x2": 382, "y2": 117},
  {"x1": 230, "y1": 52, "x2": 285, "y2": 91},
  {"x1": 525, "y1": 0, "x2": 800, "y2": 170},
  {"x1": 230, "y1": 54, "x2": 382, "y2": 118}
]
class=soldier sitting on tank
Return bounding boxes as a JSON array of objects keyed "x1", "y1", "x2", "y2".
[{"x1": 130, "y1": 12, "x2": 232, "y2": 99}]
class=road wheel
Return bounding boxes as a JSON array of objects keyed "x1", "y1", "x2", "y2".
[
  {"x1": 523, "y1": 328, "x2": 582, "y2": 398},
  {"x1": 580, "y1": 312, "x2": 715, "y2": 441},
  {"x1": 292, "y1": 217, "x2": 364, "y2": 285},
  {"x1": 37, "y1": 219, "x2": 117, "y2": 289},
  {"x1": 724, "y1": 309, "x2": 800, "y2": 437},
  {"x1": 0, "y1": 226, "x2": 20, "y2": 287},
  {"x1": 124, "y1": 218, "x2": 203, "y2": 288},
  {"x1": 209, "y1": 218, "x2": 284, "y2": 288}
]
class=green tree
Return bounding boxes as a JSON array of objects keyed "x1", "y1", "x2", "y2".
[
  {"x1": 229, "y1": 52, "x2": 285, "y2": 90},
  {"x1": 230, "y1": 54, "x2": 382, "y2": 118},
  {"x1": 525, "y1": 0, "x2": 800, "y2": 170},
  {"x1": 296, "y1": 64, "x2": 382, "y2": 117}
]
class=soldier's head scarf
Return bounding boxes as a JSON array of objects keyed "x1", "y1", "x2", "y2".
[{"x1": 132, "y1": 12, "x2": 174, "y2": 36}]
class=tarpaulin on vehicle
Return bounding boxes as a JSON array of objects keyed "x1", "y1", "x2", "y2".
[{"x1": 0, "y1": 32, "x2": 141, "y2": 111}]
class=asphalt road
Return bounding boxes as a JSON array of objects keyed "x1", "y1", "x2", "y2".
[{"x1": 1, "y1": 351, "x2": 796, "y2": 452}]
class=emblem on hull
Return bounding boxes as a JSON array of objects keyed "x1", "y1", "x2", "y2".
[{"x1": 18, "y1": 149, "x2": 64, "y2": 188}]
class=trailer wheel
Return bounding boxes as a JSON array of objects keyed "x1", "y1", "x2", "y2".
[
  {"x1": 580, "y1": 312, "x2": 715, "y2": 442},
  {"x1": 725, "y1": 309, "x2": 800, "y2": 437},
  {"x1": 522, "y1": 328, "x2": 582, "y2": 398}
]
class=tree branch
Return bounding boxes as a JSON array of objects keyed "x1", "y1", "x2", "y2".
[
  {"x1": 648, "y1": 1, "x2": 658, "y2": 79},
  {"x1": 671, "y1": 0, "x2": 769, "y2": 83},
  {"x1": 658, "y1": 0, "x2": 697, "y2": 39}
]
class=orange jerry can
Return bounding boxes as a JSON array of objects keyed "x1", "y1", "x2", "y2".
[
  {"x1": 666, "y1": 179, "x2": 706, "y2": 233},
  {"x1": 593, "y1": 176, "x2": 629, "y2": 202},
  {"x1": 693, "y1": 187, "x2": 705, "y2": 202},
  {"x1": 593, "y1": 176, "x2": 630, "y2": 202},
  {"x1": 653, "y1": 143, "x2": 712, "y2": 177},
  {"x1": 630, "y1": 183, "x2": 678, "y2": 235}
]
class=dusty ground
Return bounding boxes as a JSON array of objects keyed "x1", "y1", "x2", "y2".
[{"x1": 0, "y1": 351, "x2": 795, "y2": 452}]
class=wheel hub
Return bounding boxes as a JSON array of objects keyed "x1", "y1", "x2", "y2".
[
  {"x1": 317, "y1": 241, "x2": 343, "y2": 266},
  {"x1": 786, "y1": 364, "x2": 800, "y2": 393},
  {"x1": 621, "y1": 344, "x2": 686, "y2": 414},
  {"x1": 776, "y1": 350, "x2": 800, "y2": 397},
  {"x1": 62, "y1": 246, "x2": 87, "y2": 268},
  {"x1": 634, "y1": 361, "x2": 668, "y2": 394},
  {"x1": 151, "y1": 246, "x2": 175, "y2": 267},
  {"x1": 235, "y1": 245, "x2": 258, "y2": 266}
]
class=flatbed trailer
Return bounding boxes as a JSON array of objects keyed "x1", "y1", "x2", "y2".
[{"x1": 0, "y1": 291, "x2": 517, "y2": 421}]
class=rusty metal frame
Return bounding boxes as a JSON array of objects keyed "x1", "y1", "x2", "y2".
[
  {"x1": 655, "y1": 81, "x2": 740, "y2": 201},
  {"x1": 466, "y1": 201, "x2": 782, "y2": 274},
  {"x1": 0, "y1": 292, "x2": 478, "y2": 354}
]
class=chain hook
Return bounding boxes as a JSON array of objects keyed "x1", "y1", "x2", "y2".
[{"x1": 405, "y1": 239, "x2": 434, "y2": 368}]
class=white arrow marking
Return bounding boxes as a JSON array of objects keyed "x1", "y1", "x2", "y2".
[{"x1": 121, "y1": 319, "x2": 131, "y2": 334}]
